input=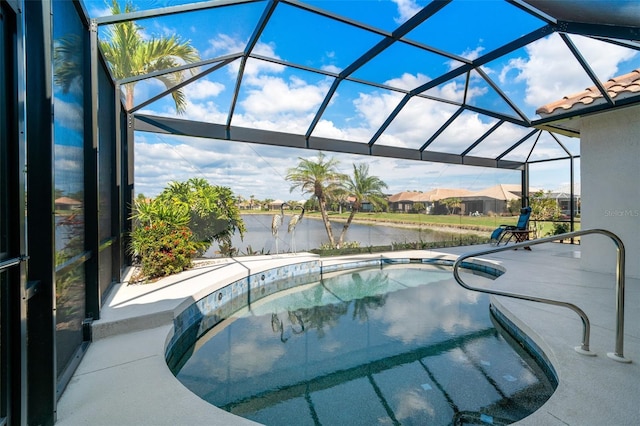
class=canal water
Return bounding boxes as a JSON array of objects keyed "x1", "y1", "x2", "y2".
[
  {"x1": 55, "y1": 214, "x2": 474, "y2": 258},
  {"x1": 205, "y1": 214, "x2": 467, "y2": 256}
]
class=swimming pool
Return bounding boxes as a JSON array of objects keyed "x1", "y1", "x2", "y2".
[{"x1": 171, "y1": 264, "x2": 556, "y2": 425}]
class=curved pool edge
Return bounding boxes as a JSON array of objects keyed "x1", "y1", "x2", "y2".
[
  {"x1": 163, "y1": 251, "x2": 568, "y2": 426},
  {"x1": 489, "y1": 297, "x2": 559, "y2": 384},
  {"x1": 164, "y1": 252, "x2": 507, "y2": 373}
]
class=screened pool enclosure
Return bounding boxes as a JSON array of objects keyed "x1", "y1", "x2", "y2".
[{"x1": 0, "y1": 0, "x2": 638, "y2": 424}]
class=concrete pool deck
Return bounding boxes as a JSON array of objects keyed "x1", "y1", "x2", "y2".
[{"x1": 56, "y1": 244, "x2": 639, "y2": 425}]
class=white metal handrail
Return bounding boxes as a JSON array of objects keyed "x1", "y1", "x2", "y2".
[{"x1": 453, "y1": 229, "x2": 629, "y2": 363}]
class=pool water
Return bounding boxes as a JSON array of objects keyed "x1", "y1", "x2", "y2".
[{"x1": 174, "y1": 265, "x2": 556, "y2": 425}]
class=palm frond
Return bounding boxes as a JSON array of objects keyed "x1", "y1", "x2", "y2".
[{"x1": 99, "y1": 0, "x2": 200, "y2": 114}]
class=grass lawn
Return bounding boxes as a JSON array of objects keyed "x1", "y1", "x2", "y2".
[{"x1": 245, "y1": 210, "x2": 580, "y2": 237}]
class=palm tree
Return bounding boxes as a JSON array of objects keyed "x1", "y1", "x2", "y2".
[
  {"x1": 337, "y1": 163, "x2": 388, "y2": 247},
  {"x1": 286, "y1": 152, "x2": 346, "y2": 248},
  {"x1": 53, "y1": 34, "x2": 84, "y2": 94},
  {"x1": 99, "y1": 0, "x2": 201, "y2": 114},
  {"x1": 442, "y1": 197, "x2": 462, "y2": 215}
]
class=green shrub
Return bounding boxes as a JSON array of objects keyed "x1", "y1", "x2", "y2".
[
  {"x1": 129, "y1": 179, "x2": 247, "y2": 280},
  {"x1": 319, "y1": 241, "x2": 361, "y2": 250},
  {"x1": 549, "y1": 222, "x2": 570, "y2": 236},
  {"x1": 130, "y1": 221, "x2": 198, "y2": 279}
]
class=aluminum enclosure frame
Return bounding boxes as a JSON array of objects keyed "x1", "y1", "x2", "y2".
[{"x1": 89, "y1": 0, "x2": 640, "y2": 173}]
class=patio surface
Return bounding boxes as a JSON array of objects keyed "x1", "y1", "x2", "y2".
[{"x1": 55, "y1": 243, "x2": 639, "y2": 425}]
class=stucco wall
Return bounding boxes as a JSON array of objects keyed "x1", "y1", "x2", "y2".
[{"x1": 580, "y1": 105, "x2": 640, "y2": 279}]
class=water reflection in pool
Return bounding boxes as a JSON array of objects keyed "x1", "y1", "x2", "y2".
[{"x1": 174, "y1": 265, "x2": 555, "y2": 425}]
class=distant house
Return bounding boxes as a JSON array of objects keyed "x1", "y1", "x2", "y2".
[
  {"x1": 388, "y1": 189, "x2": 473, "y2": 213},
  {"x1": 238, "y1": 200, "x2": 261, "y2": 210},
  {"x1": 387, "y1": 191, "x2": 430, "y2": 213},
  {"x1": 545, "y1": 191, "x2": 581, "y2": 217},
  {"x1": 344, "y1": 195, "x2": 377, "y2": 212},
  {"x1": 457, "y1": 184, "x2": 523, "y2": 216},
  {"x1": 267, "y1": 200, "x2": 287, "y2": 211},
  {"x1": 387, "y1": 185, "x2": 545, "y2": 215},
  {"x1": 424, "y1": 188, "x2": 474, "y2": 214},
  {"x1": 55, "y1": 196, "x2": 82, "y2": 211}
]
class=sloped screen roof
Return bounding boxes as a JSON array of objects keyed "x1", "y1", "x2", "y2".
[{"x1": 90, "y1": 0, "x2": 640, "y2": 170}]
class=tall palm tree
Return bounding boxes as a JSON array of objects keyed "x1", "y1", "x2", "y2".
[
  {"x1": 337, "y1": 163, "x2": 388, "y2": 247},
  {"x1": 286, "y1": 152, "x2": 346, "y2": 248},
  {"x1": 99, "y1": 0, "x2": 201, "y2": 114}
]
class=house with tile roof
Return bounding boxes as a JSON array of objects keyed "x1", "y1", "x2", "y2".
[
  {"x1": 388, "y1": 186, "x2": 529, "y2": 215},
  {"x1": 536, "y1": 69, "x2": 640, "y2": 279},
  {"x1": 457, "y1": 184, "x2": 523, "y2": 216},
  {"x1": 54, "y1": 196, "x2": 83, "y2": 211},
  {"x1": 387, "y1": 189, "x2": 473, "y2": 213}
]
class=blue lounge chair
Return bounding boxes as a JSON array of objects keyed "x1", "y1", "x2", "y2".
[{"x1": 490, "y1": 207, "x2": 533, "y2": 247}]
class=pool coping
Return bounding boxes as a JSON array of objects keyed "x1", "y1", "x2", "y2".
[
  {"x1": 56, "y1": 246, "x2": 640, "y2": 425},
  {"x1": 164, "y1": 252, "x2": 506, "y2": 375}
]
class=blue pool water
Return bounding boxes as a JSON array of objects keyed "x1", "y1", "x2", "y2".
[{"x1": 173, "y1": 265, "x2": 556, "y2": 425}]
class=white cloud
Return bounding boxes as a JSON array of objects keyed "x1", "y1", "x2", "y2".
[
  {"x1": 181, "y1": 100, "x2": 228, "y2": 123},
  {"x1": 179, "y1": 316, "x2": 287, "y2": 382},
  {"x1": 313, "y1": 119, "x2": 349, "y2": 140},
  {"x1": 467, "y1": 124, "x2": 531, "y2": 158},
  {"x1": 86, "y1": 3, "x2": 112, "y2": 18},
  {"x1": 392, "y1": 0, "x2": 423, "y2": 24},
  {"x1": 131, "y1": 25, "x2": 580, "y2": 203},
  {"x1": 134, "y1": 131, "x2": 532, "y2": 202},
  {"x1": 183, "y1": 79, "x2": 225, "y2": 100},
  {"x1": 447, "y1": 46, "x2": 485, "y2": 70},
  {"x1": 204, "y1": 34, "x2": 285, "y2": 77},
  {"x1": 242, "y1": 56, "x2": 286, "y2": 80},
  {"x1": 204, "y1": 33, "x2": 246, "y2": 57},
  {"x1": 55, "y1": 145, "x2": 83, "y2": 173},
  {"x1": 134, "y1": 136, "x2": 299, "y2": 198},
  {"x1": 152, "y1": 21, "x2": 178, "y2": 38},
  {"x1": 353, "y1": 90, "x2": 405, "y2": 128},
  {"x1": 321, "y1": 64, "x2": 341, "y2": 74},
  {"x1": 54, "y1": 144, "x2": 84, "y2": 193},
  {"x1": 385, "y1": 72, "x2": 430, "y2": 91},
  {"x1": 498, "y1": 34, "x2": 637, "y2": 108},
  {"x1": 426, "y1": 112, "x2": 498, "y2": 153},
  {"x1": 434, "y1": 80, "x2": 465, "y2": 102},
  {"x1": 340, "y1": 71, "x2": 486, "y2": 149},
  {"x1": 53, "y1": 98, "x2": 84, "y2": 131},
  {"x1": 460, "y1": 46, "x2": 484, "y2": 61},
  {"x1": 227, "y1": 73, "x2": 333, "y2": 134},
  {"x1": 570, "y1": 35, "x2": 637, "y2": 79},
  {"x1": 369, "y1": 276, "x2": 481, "y2": 344}
]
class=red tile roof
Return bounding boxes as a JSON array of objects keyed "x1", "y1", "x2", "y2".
[
  {"x1": 536, "y1": 69, "x2": 640, "y2": 116},
  {"x1": 55, "y1": 196, "x2": 82, "y2": 205}
]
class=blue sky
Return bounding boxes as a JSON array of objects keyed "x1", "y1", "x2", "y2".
[{"x1": 73, "y1": 0, "x2": 640, "y2": 200}]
